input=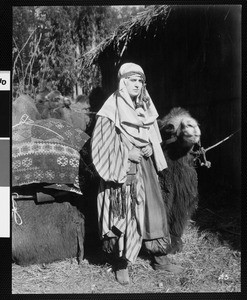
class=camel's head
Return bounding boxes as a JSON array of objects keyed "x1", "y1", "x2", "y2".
[{"x1": 158, "y1": 107, "x2": 201, "y2": 150}]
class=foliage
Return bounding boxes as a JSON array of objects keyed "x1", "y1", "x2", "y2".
[
  {"x1": 82, "y1": 5, "x2": 170, "y2": 68},
  {"x1": 12, "y1": 5, "x2": 145, "y2": 99}
]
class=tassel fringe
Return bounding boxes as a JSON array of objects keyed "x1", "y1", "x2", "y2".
[{"x1": 110, "y1": 178, "x2": 137, "y2": 219}]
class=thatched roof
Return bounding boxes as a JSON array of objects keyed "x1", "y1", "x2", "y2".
[{"x1": 81, "y1": 5, "x2": 171, "y2": 68}]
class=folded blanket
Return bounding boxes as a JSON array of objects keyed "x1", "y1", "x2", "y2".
[{"x1": 12, "y1": 116, "x2": 90, "y2": 194}]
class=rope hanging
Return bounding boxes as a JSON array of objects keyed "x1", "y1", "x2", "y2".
[{"x1": 12, "y1": 193, "x2": 23, "y2": 226}]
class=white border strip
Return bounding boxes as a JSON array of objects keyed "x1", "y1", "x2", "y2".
[{"x1": 0, "y1": 187, "x2": 10, "y2": 237}]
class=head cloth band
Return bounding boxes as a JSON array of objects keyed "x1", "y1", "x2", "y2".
[{"x1": 119, "y1": 71, "x2": 146, "y2": 82}]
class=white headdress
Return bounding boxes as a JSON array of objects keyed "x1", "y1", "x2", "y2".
[{"x1": 97, "y1": 62, "x2": 167, "y2": 171}]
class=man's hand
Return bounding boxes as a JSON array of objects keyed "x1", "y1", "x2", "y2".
[
  {"x1": 128, "y1": 148, "x2": 143, "y2": 163},
  {"x1": 142, "y1": 144, "x2": 153, "y2": 157}
]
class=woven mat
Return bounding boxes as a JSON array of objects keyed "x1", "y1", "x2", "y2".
[{"x1": 12, "y1": 115, "x2": 90, "y2": 194}]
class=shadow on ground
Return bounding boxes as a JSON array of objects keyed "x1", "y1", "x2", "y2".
[{"x1": 193, "y1": 185, "x2": 241, "y2": 251}]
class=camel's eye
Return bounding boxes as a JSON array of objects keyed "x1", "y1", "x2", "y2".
[
  {"x1": 184, "y1": 119, "x2": 197, "y2": 128},
  {"x1": 165, "y1": 124, "x2": 175, "y2": 132}
]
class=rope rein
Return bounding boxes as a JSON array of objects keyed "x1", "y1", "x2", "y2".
[{"x1": 190, "y1": 129, "x2": 240, "y2": 168}]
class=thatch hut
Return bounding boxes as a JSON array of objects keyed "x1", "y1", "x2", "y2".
[{"x1": 82, "y1": 5, "x2": 241, "y2": 199}]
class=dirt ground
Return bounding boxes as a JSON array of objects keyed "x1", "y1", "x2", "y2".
[{"x1": 12, "y1": 203, "x2": 241, "y2": 294}]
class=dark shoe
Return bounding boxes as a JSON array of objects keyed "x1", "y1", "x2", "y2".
[
  {"x1": 114, "y1": 259, "x2": 130, "y2": 285},
  {"x1": 152, "y1": 255, "x2": 183, "y2": 274}
]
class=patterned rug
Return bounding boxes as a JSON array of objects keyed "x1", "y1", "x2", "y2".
[{"x1": 12, "y1": 115, "x2": 90, "y2": 194}]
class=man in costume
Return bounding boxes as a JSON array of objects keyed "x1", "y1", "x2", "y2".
[{"x1": 91, "y1": 63, "x2": 182, "y2": 285}]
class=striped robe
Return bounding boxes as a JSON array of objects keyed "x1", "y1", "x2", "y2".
[{"x1": 91, "y1": 116, "x2": 168, "y2": 263}]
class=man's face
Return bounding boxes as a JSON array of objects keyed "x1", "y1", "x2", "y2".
[{"x1": 125, "y1": 75, "x2": 143, "y2": 98}]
